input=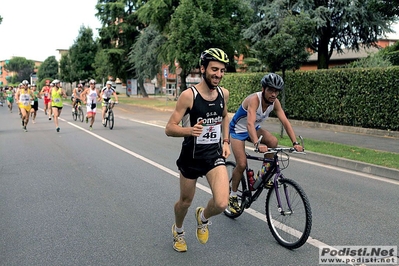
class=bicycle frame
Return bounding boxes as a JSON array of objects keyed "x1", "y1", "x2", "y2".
[
  {"x1": 241, "y1": 135, "x2": 304, "y2": 211},
  {"x1": 242, "y1": 152, "x2": 279, "y2": 208}
]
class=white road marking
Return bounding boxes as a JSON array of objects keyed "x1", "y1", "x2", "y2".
[{"x1": 60, "y1": 112, "x2": 397, "y2": 265}]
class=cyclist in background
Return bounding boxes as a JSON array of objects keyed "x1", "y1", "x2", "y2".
[
  {"x1": 30, "y1": 84, "x2": 41, "y2": 123},
  {"x1": 81, "y1": 79, "x2": 101, "y2": 130},
  {"x1": 100, "y1": 81, "x2": 118, "y2": 125},
  {"x1": 40, "y1": 79, "x2": 52, "y2": 120},
  {"x1": 72, "y1": 83, "x2": 84, "y2": 114},
  {"x1": 228, "y1": 73, "x2": 303, "y2": 214},
  {"x1": 165, "y1": 48, "x2": 231, "y2": 252}
]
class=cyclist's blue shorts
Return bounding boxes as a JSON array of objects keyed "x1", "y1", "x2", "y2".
[
  {"x1": 230, "y1": 125, "x2": 261, "y2": 141},
  {"x1": 230, "y1": 132, "x2": 251, "y2": 141}
]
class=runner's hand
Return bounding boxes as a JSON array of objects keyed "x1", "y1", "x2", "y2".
[{"x1": 191, "y1": 120, "x2": 203, "y2": 137}]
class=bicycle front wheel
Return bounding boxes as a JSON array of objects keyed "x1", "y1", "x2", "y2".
[
  {"x1": 223, "y1": 161, "x2": 247, "y2": 219},
  {"x1": 78, "y1": 107, "x2": 84, "y2": 122},
  {"x1": 108, "y1": 110, "x2": 114, "y2": 129},
  {"x1": 72, "y1": 108, "x2": 77, "y2": 121},
  {"x1": 265, "y1": 178, "x2": 312, "y2": 249}
]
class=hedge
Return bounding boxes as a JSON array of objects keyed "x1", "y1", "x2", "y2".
[{"x1": 220, "y1": 67, "x2": 399, "y2": 131}]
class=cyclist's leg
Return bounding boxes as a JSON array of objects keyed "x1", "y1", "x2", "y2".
[
  {"x1": 72, "y1": 98, "x2": 76, "y2": 111},
  {"x1": 102, "y1": 104, "x2": 107, "y2": 123},
  {"x1": 258, "y1": 128, "x2": 277, "y2": 160},
  {"x1": 258, "y1": 128, "x2": 278, "y2": 147},
  {"x1": 230, "y1": 135, "x2": 248, "y2": 192}
]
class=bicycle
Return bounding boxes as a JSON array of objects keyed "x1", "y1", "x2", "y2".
[
  {"x1": 72, "y1": 100, "x2": 84, "y2": 122},
  {"x1": 224, "y1": 135, "x2": 312, "y2": 249},
  {"x1": 103, "y1": 100, "x2": 116, "y2": 130}
]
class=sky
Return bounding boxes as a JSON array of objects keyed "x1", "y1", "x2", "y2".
[
  {"x1": 0, "y1": 0, "x2": 102, "y2": 62},
  {"x1": 1, "y1": 1, "x2": 399, "y2": 63}
]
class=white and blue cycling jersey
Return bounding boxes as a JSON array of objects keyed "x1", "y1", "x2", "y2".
[{"x1": 229, "y1": 91, "x2": 274, "y2": 141}]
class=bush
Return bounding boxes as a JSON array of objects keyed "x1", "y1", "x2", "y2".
[{"x1": 221, "y1": 67, "x2": 399, "y2": 131}]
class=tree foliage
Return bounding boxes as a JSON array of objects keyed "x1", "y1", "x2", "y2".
[
  {"x1": 96, "y1": 0, "x2": 144, "y2": 82},
  {"x1": 137, "y1": 0, "x2": 253, "y2": 91},
  {"x1": 59, "y1": 53, "x2": 73, "y2": 83},
  {"x1": 246, "y1": 0, "x2": 399, "y2": 69},
  {"x1": 3, "y1": 57, "x2": 34, "y2": 82},
  {"x1": 128, "y1": 25, "x2": 166, "y2": 97},
  {"x1": 37, "y1": 56, "x2": 59, "y2": 82},
  {"x1": 254, "y1": 10, "x2": 315, "y2": 73},
  {"x1": 68, "y1": 26, "x2": 98, "y2": 82}
]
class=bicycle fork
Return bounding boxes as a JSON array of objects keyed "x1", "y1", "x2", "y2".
[{"x1": 273, "y1": 174, "x2": 294, "y2": 215}]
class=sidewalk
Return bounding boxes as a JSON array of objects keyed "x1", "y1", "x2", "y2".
[
  {"x1": 263, "y1": 118, "x2": 399, "y2": 181},
  {"x1": 115, "y1": 102, "x2": 399, "y2": 180}
]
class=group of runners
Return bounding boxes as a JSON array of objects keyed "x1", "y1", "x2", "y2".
[{"x1": 2, "y1": 79, "x2": 118, "y2": 132}]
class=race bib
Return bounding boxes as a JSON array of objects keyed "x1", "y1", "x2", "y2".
[
  {"x1": 31, "y1": 101, "x2": 34, "y2": 105},
  {"x1": 196, "y1": 124, "x2": 221, "y2": 144},
  {"x1": 54, "y1": 98, "x2": 60, "y2": 103}
]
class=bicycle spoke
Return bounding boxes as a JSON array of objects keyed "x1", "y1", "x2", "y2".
[{"x1": 266, "y1": 178, "x2": 312, "y2": 249}]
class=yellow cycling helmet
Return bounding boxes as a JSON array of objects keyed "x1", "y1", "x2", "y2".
[{"x1": 199, "y1": 48, "x2": 229, "y2": 67}]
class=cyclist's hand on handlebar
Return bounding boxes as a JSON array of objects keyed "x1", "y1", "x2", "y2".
[
  {"x1": 257, "y1": 144, "x2": 268, "y2": 153},
  {"x1": 191, "y1": 120, "x2": 204, "y2": 137},
  {"x1": 294, "y1": 144, "x2": 303, "y2": 152}
]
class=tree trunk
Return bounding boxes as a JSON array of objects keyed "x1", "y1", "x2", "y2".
[
  {"x1": 280, "y1": 69, "x2": 286, "y2": 138},
  {"x1": 317, "y1": 26, "x2": 331, "y2": 69},
  {"x1": 139, "y1": 79, "x2": 149, "y2": 98}
]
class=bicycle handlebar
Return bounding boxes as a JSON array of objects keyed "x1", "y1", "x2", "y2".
[{"x1": 254, "y1": 135, "x2": 306, "y2": 154}]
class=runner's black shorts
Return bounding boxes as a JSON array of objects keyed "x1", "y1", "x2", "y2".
[{"x1": 176, "y1": 154, "x2": 226, "y2": 179}]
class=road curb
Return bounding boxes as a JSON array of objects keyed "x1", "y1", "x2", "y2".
[{"x1": 297, "y1": 151, "x2": 399, "y2": 181}]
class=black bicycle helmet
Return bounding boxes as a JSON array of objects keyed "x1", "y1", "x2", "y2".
[
  {"x1": 199, "y1": 48, "x2": 229, "y2": 67},
  {"x1": 261, "y1": 73, "x2": 284, "y2": 90}
]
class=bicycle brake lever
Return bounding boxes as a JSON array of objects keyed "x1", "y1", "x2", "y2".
[{"x1": 299, "y1": 135, "x2": 305, "y2": 151}]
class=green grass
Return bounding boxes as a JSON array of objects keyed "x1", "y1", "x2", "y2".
[
  {"x1": 274, "y1": 134, "x2": 399, "y2": 170},
  {"x1": 117, "y1": 94, "x2": 399, "y2": 170},
  {"x1": 118, "y1": 94, "x2": 177, "y2": 109}
]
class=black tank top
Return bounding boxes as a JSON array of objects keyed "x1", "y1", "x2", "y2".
[{"x1": 181, "y1": 86, "x2": 225, "y2": 159}]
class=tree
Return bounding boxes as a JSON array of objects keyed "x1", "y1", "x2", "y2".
[
  {"x1": 59, "y1": 53, "x2": 74, "y2": 83},
  {"x1": 380, "y1": 41, "x2": 399, "y2": 65},
  {"x1": 37, "y1": 56, "x2": 59, "y2": 82},
  {"x1": 138, "y1": 0, "x2": 253, "y2": 91},
  {"x1": 3, "y1": 57, "x2": 34, "y2": 82},
  {"x1": 68, "y1": 26, "x2": 98, "y2": 82},
  {"x1": 93, "y1": 47, "x2": 109, "y2": 84},
  {"x1": 246, "y1": 0, "x2": 399, "y2": 69},
  {"x1": 252, "y1": 11, "x2": 315, "y2": 73},
  {"x1": 96, "y1": 0, "x2": 144, "y2": 83},
  {"x1": 128, "y1": 25, "x2": 166, "y2": 97},
  {"x1": 0, "y1": 15, "x2": 3, "y2": 24}
]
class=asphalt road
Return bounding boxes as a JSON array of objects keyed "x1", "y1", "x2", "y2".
[{"x1": 1, "y1": 102, "x2": 398, "y2": 266}]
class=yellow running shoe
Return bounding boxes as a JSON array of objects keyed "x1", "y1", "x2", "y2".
[
  {"x1": 195, "y1": 207, "x2": 210, "y2": 244},
  {"x1": 172, "y1": 224, "x2": 187, "y2": 252}
]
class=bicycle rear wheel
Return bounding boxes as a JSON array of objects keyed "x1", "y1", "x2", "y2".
[
  {"x1": 108, "y1": 110, "x2": 114, "y2": 129},
  {"x1": 223, "y1": 161, "x2": 247, "y2": 219},
  {"x1": 78, "y1": 107, "x2": 84, "y2": 122},
  {"x1": 265, "y1": 178, "x2": 312, "y2": 249}
]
